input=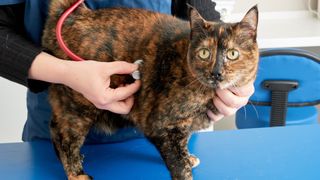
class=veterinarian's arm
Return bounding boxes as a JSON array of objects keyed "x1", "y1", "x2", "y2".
[
  {"x1": 207, "y1": 82, "x2": 255, "y2": 122},
  {"x1": 0, "y1": 3, "x2": 140, "y2": 114},
  {"x1": 29, "y1": 52, "x2": 141, "y2": 114},
  {"x1": 172, "y1": 0, "x2": 221, "y2": 21},
  {"x1": 0, "y1": 3, "x2": 44, "y2": 90}
]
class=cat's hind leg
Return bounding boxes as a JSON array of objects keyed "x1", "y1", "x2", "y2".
[{"x1": 50, "y1": 114, "x2": 93, "y2": 180}]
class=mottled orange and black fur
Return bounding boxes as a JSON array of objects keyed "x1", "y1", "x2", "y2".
[{"x1": 42, "y1": 1, "x2": 259, "y2": 180}]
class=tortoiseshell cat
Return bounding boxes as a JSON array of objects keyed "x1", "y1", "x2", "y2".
[{"x1": 42, "y1": 1, "x2": 259, "y2": 180}]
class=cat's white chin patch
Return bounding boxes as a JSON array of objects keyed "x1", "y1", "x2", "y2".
[{"x1": 219, "y1": 76, "x2": 240, "y2": 90}]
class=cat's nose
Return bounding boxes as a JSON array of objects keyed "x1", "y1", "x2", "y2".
[{"x1": 212, "y1": 72, "x2": 224, "y2": 81}]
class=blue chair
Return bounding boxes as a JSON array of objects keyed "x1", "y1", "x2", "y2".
[{"x1": 236, "y1": 49, "x2": 320, "y2": 129}]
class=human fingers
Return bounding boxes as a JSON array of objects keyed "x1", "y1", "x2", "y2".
[
  {"x1": 105, "y1": 61, "x2": 139, "y2": 76},
  {"x1": 213, "y1": 96, "x2": 238, "y2": 117},
  {"x1": 104, "y1": 96, "x2": 135, "y2": 114},
  {"x1": 207, "y1": 110, "x2": 224, "y2": 122},
  {"x1": 107, "y1": 80, "x2": 141, "y2": 102},
  {"x1": 216, "y1": 89, "x2": 249, "y2": 109}
]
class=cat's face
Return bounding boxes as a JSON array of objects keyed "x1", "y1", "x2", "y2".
[{"x1": 187, "y1": 6, "x2": 259, "y2": 89}]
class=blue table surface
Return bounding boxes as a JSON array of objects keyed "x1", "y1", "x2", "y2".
[{"x1": 0, "y1": 124, "x2": 320, "y2": 180}]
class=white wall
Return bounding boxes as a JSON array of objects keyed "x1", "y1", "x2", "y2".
[
  {"x1": 232, "y1": 0, "x2": 310, "y2": 13},
  {"x1": 0, "y1": 77, "x2": 26, "y2": 143}
]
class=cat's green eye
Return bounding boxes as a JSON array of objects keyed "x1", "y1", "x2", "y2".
[
  {"x1": 226, "y1": 49, "x2": 240, "y2": 60},
  {"x1": 198, "y1": 48, "x2": 211, "y2": 60}
]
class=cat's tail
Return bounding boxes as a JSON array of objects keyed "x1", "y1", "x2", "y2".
[{"x1": 48, "y1": 0, "x2": 89, "y2": 19}]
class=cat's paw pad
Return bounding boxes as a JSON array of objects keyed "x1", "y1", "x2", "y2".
[
  {"x1": 68, "y1": 174, "x2": 92, "y2": 180},
  {"x1": 189, "y1": 154, "x2": 200, "y2": 168}
]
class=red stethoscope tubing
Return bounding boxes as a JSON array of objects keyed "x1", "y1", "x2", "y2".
[{"x1": 56, "y1": 0, "x2": 85, "y2": 61}]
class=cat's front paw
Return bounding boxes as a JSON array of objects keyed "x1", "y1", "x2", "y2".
[
  {"x1": 189, "y1": 154, "x2": 200, "y2": 168},
  {"x1": 68, "y1": 174, "x2": 93, "y2": 180}
]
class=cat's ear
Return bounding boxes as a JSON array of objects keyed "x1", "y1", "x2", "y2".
[
  {"x1": 188, "y1": 4, "x2": 210, "y2": 36},
  {"x1": 240, "y1": 5, "x2": 258, "y2": 36}
]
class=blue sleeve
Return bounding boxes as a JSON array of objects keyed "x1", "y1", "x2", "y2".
[{"x1": 0, "y1": 0, "x2": 25, "y2": 6}]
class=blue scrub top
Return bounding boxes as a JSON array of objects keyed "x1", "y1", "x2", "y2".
[
  {"x1": 0, "y1": 0, "x2": 24, "y2": 5},
  {"x1": 3, "y1": 0, "x2": 172, "y2": 143}
]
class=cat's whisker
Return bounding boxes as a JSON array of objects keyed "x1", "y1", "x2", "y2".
[
  {"x1": 243, "y1": 104, "x2": 247, "y2": 121},
  {"x1": 230, "y1": 83, "x2": 259, "y2": 122},
  {"x1": 193, "y1": 80, "x2": 203, "y2": 94},
  {"x1": 194, "y1": 83, "x2": 201, "y2": 93},
  {"x1": 191, "y1": 78, "x2": 203, "y2": 92},
  {"x1": 199, "y1": 83, "x2": 207, "y2": 95},
  {"x1": 180, "y1": 76, "x2": 197, "y2": 81},
  {"x1": 184, "y1": 78, "x2": 199, "y2": 89},
  {"x1": 197, "y1": 84, "x2": 203, "y2": 94},
  {"x1": 248, "y1": 100, "x2": 259, "y2": 121},
  {"x1": 230, "y1": 83, "x2": 250, "y2": 122}
]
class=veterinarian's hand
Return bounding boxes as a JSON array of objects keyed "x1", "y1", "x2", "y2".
[
  {"x1": 62, "y1": 60, "x2": 141, "y2": 114},
  {"x1": 29, "y1": 52, "x2": 140, "y2": 114},
  {"x1": 207, "y1": 81, "x2": 255, "y2": 122}
]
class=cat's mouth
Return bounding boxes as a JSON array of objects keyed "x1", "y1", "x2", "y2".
[
  {"x1": 207, "y1": 79, "x2": 220, "y2": 89},
  {"x1": 199, "y1": 75, "x2": 241, "y2": 90},
  {"x1": 196, "y1": 76, "x2": 221, "y2": 89}
]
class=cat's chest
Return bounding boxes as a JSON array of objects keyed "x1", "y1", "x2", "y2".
[{"x1": 168, "y1": 87, "x2": 214, "y2": 116}]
